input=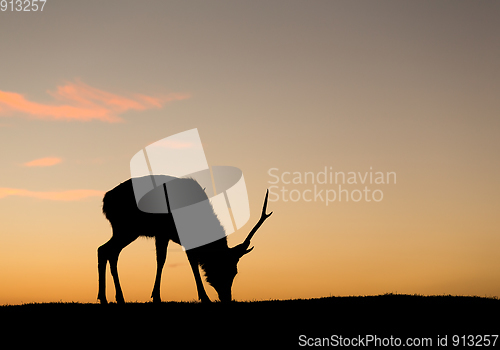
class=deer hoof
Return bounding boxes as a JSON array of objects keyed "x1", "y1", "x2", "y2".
[{"x1": 98, "y1": 294, "x2": 108, "y2": 305}]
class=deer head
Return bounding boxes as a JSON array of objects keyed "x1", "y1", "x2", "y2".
[{"x1": 203, "y1": 190, "x2": 273, "y2": 302}]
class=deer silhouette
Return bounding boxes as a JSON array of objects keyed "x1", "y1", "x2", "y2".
[{"x1": 97, "y1": 175, "x2": 272, "y2": 304}]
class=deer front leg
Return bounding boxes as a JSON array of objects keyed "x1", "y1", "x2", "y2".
[
  {"x1": 187, "y1": 254, "x2": 211, "y2": 303},
  {"x1": 151, "y1": 236, "x2": 168, "y2": 303}
]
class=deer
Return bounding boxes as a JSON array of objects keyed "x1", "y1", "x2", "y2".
[{"x1": 97, "y1": 175, "x2": 273, "y2": 304}]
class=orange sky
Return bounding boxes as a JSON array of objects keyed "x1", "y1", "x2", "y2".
[{"x1": 1, "y1": 1, "x2": 499, "y2": 305}]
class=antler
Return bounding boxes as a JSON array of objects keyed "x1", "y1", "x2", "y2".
[
  {"x1": 233, "y1": 189, "x2": 273, "y2": 257},
  {"x1": 243, "y1": 189, "x2": 273, "y2": 246}
]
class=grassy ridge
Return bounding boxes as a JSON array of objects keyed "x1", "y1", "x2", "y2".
[{"x1": 1, "y1": 294, "x2": 498, "y2": 347}]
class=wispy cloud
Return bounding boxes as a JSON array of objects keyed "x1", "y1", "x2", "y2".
[
  {"x1": 0, "y1": 188, "x2": 104, "y2": 201},
  {"x1": 153, "y1": 139, "x2": 196, "y2": 149},
  {"x1": 0, "y1": 80, "x2": 190, "y2": 123},
  {"x1": 23, "y1": 157, "x2": 62, "y2": 167}
]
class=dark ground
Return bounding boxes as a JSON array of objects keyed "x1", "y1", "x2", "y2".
[{"x1": 1, "y1": 294, "x2": 498, "y2": 348}]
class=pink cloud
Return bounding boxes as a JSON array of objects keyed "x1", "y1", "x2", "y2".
[
  {"x1": 23, "y1": 157, "x2": 63, "y2": 167},
  {"x1": 0, "y1": 80, "x2": 190, "y2": 123},
  {"x1": 0, "y1": 188, "x2": 104, "y2": 201},
  {"x1": 153, "y1": 139, "x2": 197, "y2": 149}
]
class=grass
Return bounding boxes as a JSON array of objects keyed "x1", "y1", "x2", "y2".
[{"x1": 1, "y1": 293, "x2": 498, "y2": 347}]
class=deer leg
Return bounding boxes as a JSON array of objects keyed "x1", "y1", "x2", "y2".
[
  {"x1": 97, "y1": 240, "x2": 111, "y2": 304},
  {"x1": 105, "y1": 234, "x2": 137, "y2": 304},
  {"x1": 151, "y1": 235, "x2": 168, "y2": 303},
  {"x1": 187, "y1": 253, "x2": 211, "y2": 303},
  {"x1": 109, "y1": 253, "x2": 125, "y2": 304}
]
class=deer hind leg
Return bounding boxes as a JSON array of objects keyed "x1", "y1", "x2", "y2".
[
  {"x1": 97, "y1": 241, "x2": 110, "y2": 304},
  {"x1": 98, "y1": 234, "x2": 137, "y2": 304},
  {"x1": 151, "y1": 235, "x2": 168, "y2": 303}
]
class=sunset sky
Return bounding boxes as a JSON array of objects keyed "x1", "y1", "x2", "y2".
[{"x1": 1, "y1": 1, "x2": 499, "y2": 305}]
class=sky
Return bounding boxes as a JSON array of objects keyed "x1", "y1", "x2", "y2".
[{"x1": 0, "y1": 0, "x2": 499, "y2": 304}]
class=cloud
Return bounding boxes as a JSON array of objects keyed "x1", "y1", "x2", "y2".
[
  {"x1": 0, "y1": 80, "x2": 190, "y2": 123},
  {"x1": 153, "y1": 139, "x2": 197, "y2": 149},
  {"x1": 0, "y1": 188, "x2": 104, "y2": 201},
  {"x1": 23, "y1": 157, "x2": 62, "y2": 167}
]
